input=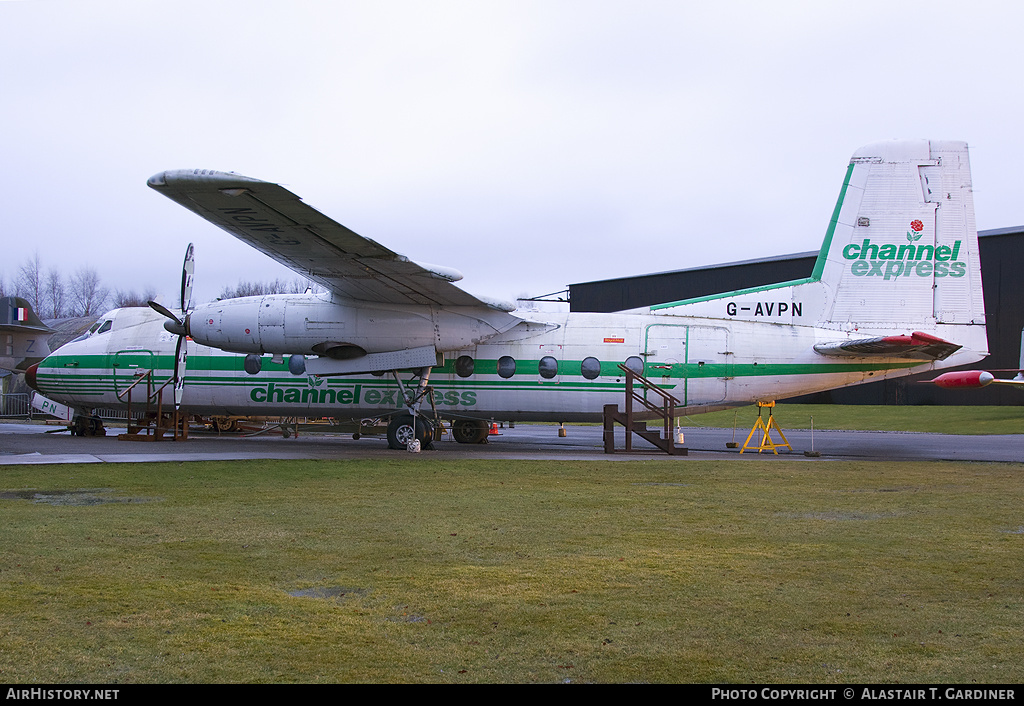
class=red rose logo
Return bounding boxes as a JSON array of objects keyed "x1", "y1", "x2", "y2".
[{"x1": 910, "y1": 220, "x2": 924, "y2": 232}]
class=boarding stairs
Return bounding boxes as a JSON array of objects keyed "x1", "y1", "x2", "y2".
[
  {"x1": 603, "y1": 363, "x2": 686, "y2": 455},
  {"x1": 115, "y1": 368, "x2": 188, "y2": 441}
]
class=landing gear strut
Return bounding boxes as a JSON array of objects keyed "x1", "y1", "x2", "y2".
[{"x1": 386, "y1": 365, "x2": 438, "y2": 451}]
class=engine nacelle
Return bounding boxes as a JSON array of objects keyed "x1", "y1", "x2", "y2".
[{"x1": 184, "y1": 292, "x2": 517, "y2": 357}]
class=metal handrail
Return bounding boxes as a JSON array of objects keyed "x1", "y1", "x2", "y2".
[
  {"x1": 617, "y1": 363, "x2": 680, "y2": 413},
  {"x1": 604, "y1": 364, "x2": 684, "y2": 454},
  {"x1": 115, "y1": 369, "x2": 174, "y2": 404},
  {"x1": 112, "y1": 368, "x2": 186, "y2": 441}
]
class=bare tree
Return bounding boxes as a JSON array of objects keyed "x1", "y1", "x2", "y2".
[
  {"x1": 15, "y1": 253, "x2": 44, "y2": 311},
  {"x1": 69, "y1": 266, "x2": 110, "y2": 317},
  {"x1": 218, "y1": 277, "x2": 314, "y2": 300},
  {"x1": 113, "y1": 287, "x2": 157, "y2": 308},
  {"x1": 44, "y1": 268, "x2": 66, "y2": 319}
]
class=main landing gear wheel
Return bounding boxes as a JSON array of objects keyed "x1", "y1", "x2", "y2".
[
  {"x1": 212, "y1": 417, "x2": 238, "y2": 433},
  {"x1": 452, "y1": 419, "x2": 489, "y2": 444},
  {"x1": 387, "y1": 414, "x2": 433, "y2": 450}
]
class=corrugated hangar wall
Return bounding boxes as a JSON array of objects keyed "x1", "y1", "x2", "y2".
[{"x1": 568, "y1": 227, "x2": 1024, "y2": 406}]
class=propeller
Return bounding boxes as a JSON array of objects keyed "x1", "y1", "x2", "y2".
[
  {"x1": 149, "y1": 300, "x2": 187, "y2": 335},
  {"x1": 148, "y1": 243, "x2": 195, "y2": 410}
]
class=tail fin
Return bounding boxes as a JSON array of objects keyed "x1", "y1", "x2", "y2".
[
  {"x1": 0, "y1": 297, "x2": 52, "y2": 372},
  {"x1": 652, "y1": 140, "x2": 987, "y2": 355},
  {"x1": 815, "y1": 139, "x2": 984, "y2": 330}
]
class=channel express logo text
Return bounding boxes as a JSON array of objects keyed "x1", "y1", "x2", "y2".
[
  {"x1": 842, "y1": 220, "x2": 966, "y2": 280},
  {"x1": 250, "y1": 381, "x2": 477, "y2": 408}
]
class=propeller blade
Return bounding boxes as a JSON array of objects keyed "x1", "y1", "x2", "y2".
[
  {"x1": 173, "y1": 335, "x2": 188, "y2": 410},
  {"x1": 148, "y1": 300, "x2": 187, "y2": 337},
  {"x1": 148, "y1": 300, "x2": 181, "y2": 325},
  {"x1": 181, "y1": 243, "x2": 195, "y2": 313}
]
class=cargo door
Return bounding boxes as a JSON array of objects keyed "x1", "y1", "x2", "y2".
[
  {"x1": 112, "y1": 349, "x2": 156, "y2": 400},
  {"x1": 685, "y1": 326, "x2": 729, "y2": 404}
]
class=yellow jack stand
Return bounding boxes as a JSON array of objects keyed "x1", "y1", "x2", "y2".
[{"x1": 739, "y1": 401, "x2": 792, "y2": 454}]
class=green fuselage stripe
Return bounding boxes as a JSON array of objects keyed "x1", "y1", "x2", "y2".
[{"x1": 35, "y1": 352, "x2": 919, "y2": 390}]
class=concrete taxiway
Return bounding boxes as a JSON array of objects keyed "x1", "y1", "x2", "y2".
[{"x1": 0, "y1": 420, "x2": 1020, "y2": 464}]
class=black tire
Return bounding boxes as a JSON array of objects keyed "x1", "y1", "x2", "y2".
[
  {"x1": 452, "y1": 419, "x2": 489, "y2": 444},
  {"x1": 213, "y1": 417, "x2": 237, "y2": 433},
  {"x1": 387, "y1": 414, "x2": 432, "y2": 450}
]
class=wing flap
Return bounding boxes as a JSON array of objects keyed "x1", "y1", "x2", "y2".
[
  {"x1": 148, "y1": 170, "x2": 497, "y2": 308},
  {"x1": 814, "y1": 331, "x2": 962, "y2": 361}
]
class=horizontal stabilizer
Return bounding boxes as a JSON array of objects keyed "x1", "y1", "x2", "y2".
[
  {"x1": 814, "y1": 331, "x2": 961, "y2": 360},
  {"x1": 32, "y1": 392, "x2": 72, "y2": 421}
]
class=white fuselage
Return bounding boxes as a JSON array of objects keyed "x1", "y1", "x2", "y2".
[{"x1": 30, "y1": 301, "x2": 983, "y2": 423}]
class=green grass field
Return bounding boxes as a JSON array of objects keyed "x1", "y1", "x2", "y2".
[{"x1": 1, "y1": 457, "x2": 1022, "y2": 683}]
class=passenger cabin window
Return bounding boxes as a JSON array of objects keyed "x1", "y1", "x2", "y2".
[
  {"x1": 455, "y1": 355, "x2": 475, "y2": 378},
  {"x1": 497, "y1": 356, "x2": 516, "y2": 379},
  {"x1": 538, "y1": 356, "x2": 557, "y2": 379},
  {"x1": 581, "y1": 356, "x2": 601, "y2": 380},
  {"x1": 624, "y1": 356, "x2": 644, "y2": 376}
]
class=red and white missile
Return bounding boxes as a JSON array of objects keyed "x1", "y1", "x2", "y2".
[
  {"x1": 928, "y1": 370, "x2": 1023, "y2": 388},
  {"x1": 929, "y1": 370, "x2": 994, "y2": 388}
]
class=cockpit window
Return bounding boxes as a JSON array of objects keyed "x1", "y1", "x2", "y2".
[{"x1": 71, "y1": 319, "x2": 107, "y2": 344}]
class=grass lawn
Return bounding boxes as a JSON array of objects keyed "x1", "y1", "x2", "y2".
[{"x1": 1, "y1": 457, "x2": 1022, "y2": 683}]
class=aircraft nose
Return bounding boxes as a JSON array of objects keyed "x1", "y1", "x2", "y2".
[{"x1": 25, "y1": 363, "x2": 39, "y2": 392}]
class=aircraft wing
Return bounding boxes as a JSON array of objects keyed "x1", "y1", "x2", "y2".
[
  {"x1": 148, "y1": 170, "x2": 512, "y2": 310},
  {"x1": 814, "y1": 331, "x2": 962, "y2": 361}
]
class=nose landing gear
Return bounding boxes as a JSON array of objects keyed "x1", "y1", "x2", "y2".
[{"x1": 71, "y1": 414, "x2": 106, "y2": 437}]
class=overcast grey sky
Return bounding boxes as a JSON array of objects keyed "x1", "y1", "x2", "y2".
[{"x1": 2, "y1": 0, "x2": 1022, "y2": 306}]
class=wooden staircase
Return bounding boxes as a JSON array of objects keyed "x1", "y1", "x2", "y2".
[
  {"x1": 603, "y1": 364, "x2": 686, "y2": 455},
  {"x1": 116, "y1": 369, "x2": 188, "y2": 441}
]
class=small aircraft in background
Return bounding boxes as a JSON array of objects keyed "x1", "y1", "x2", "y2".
[
  {"x1": 929, "y1": 328, "x2": 1024, "y2": 389},
  {"x1": 26, "y1": 139, "x2": 991, "y2": 449}
]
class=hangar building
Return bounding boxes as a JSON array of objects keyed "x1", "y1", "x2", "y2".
[{"x1": 568, "y1": 226, "x2": 1024, "y2": 406}]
